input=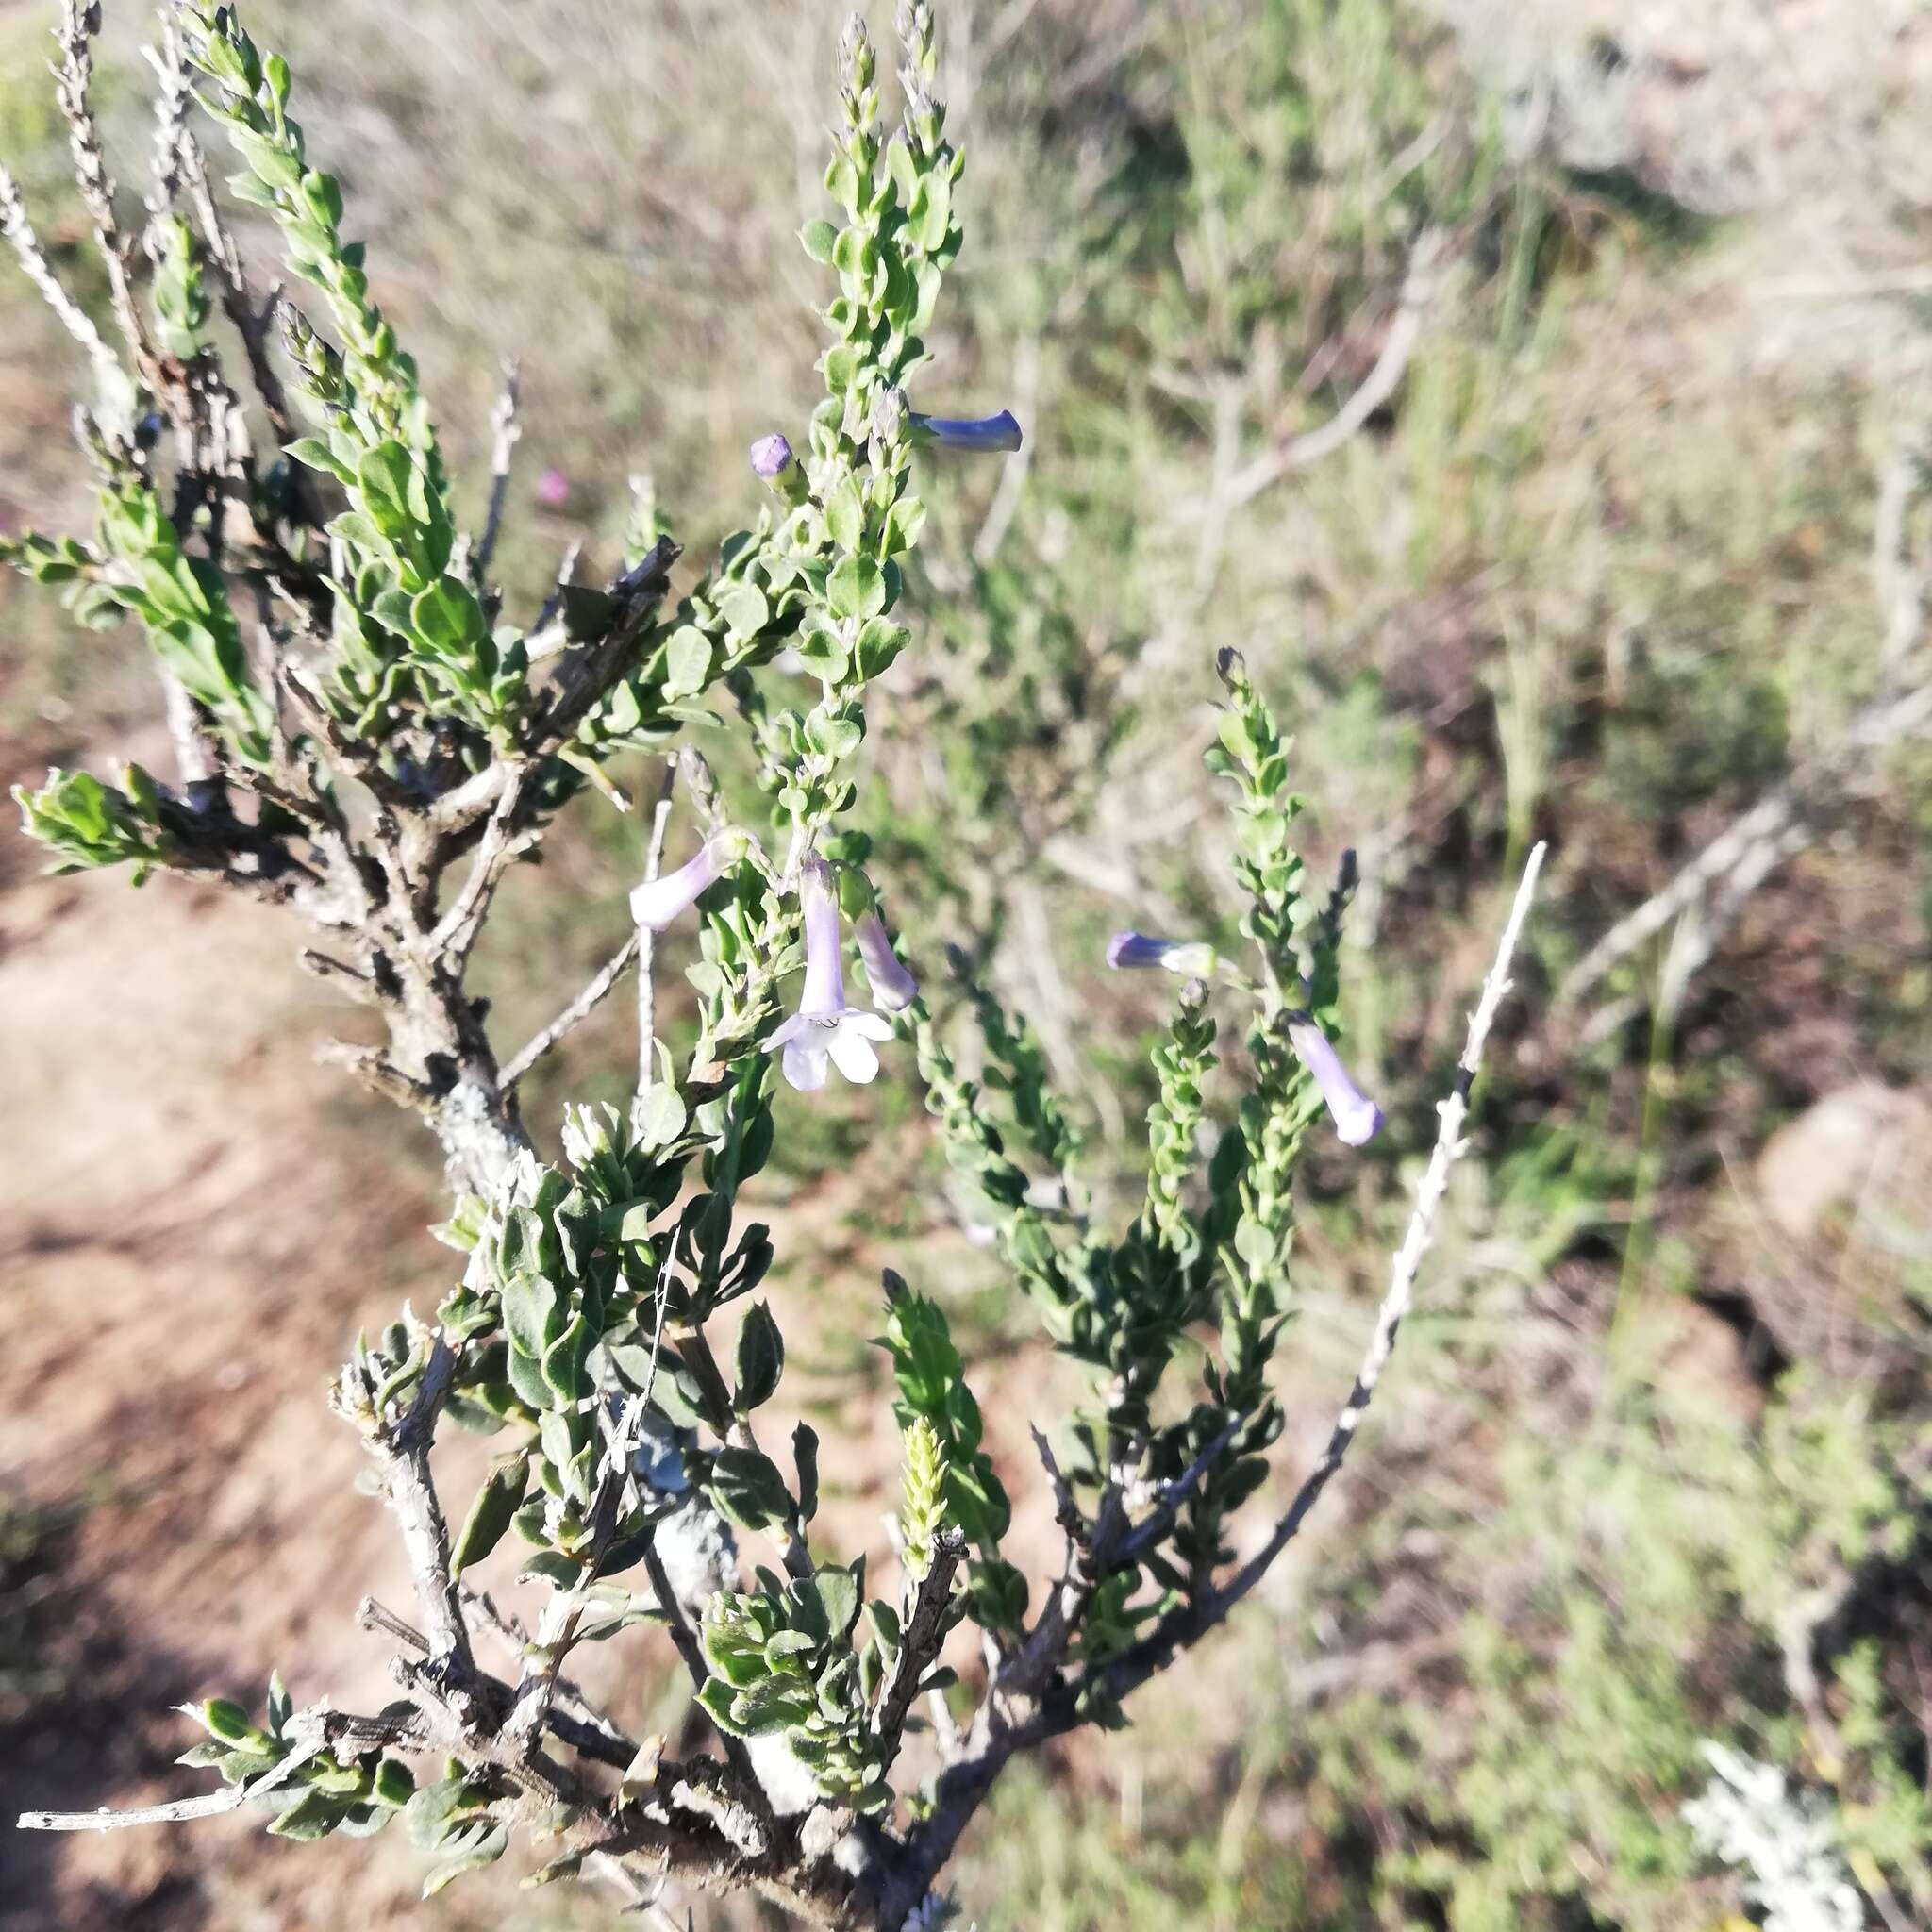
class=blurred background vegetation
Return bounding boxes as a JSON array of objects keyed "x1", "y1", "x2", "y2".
[{"x1": 2, "y1": 2, "x2": 1929, "y2": 1928}]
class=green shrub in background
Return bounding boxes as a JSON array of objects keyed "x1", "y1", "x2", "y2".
[{"x1": 5, "y1": 0, "x2": 1929, "y2": 1927}]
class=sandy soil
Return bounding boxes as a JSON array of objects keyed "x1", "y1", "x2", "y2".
[{"x1": 0, "y1": 757, "x2": 506, "y2": 1929}]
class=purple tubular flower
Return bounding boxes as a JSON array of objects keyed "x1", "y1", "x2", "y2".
[
  {"x1": 1107, "y1": 931, "x2": 1218, "y2": 975},
  {"x1": 909, "y1": 409, "x2": 1023, "y2": 454},
  {"x1": 629, "y1": 830, "x2": 745, "y2": 931},
  {"x1": 767, "y1": 858, "x2": 894, "y2": 1091},
  {"x1": 1286, "y1": 1015, "x2": 1384, "y2": 1148},
  {"x1": 749, "y1": 433, "x2": 794, "y2": 479},
  {"x1": 856, "y1": 911, "x2": 919, "y2": 1013}
]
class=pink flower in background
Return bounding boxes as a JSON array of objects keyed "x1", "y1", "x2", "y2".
[{"x1": 534, "y1": 467, "x2": 570, "y2": 509}]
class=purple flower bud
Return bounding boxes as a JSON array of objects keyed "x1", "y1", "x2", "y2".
[
  {"x1": 1107, "y1": 931, "x2": 1218, "y2": 975},
  {"x1": 766, "y1": 857, "x2": 893, "y2": 1091},
  {"x1": 534, "y1": 467, "x2": 570, "y2": 509},
  {"x1": 856, "y1": 911, "x2": 918, "y2": 1013},
  {"x1": 749, "y1": 433, "x2": 794, "y2": 480},
  {"x1": 1286, "y1": 1015, "x2": 1383, "y2": 1147},
  {"x1": 628, "y1": 829, "x2": 746, "y2": 931},
  {"x1": 909, "y1": 409, "x2": 1023, "y2": 454}
]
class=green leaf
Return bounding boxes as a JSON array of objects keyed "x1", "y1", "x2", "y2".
[
  {"x1": 792, "y1": 1422, "x2": 820, "y2": 1524},
  {"x1": 887, "y1": 140, "x2": 921, "y2": 208},
  {"x1": 763, "y1": 1628, "x2": 817, "y2": 1670},
  {"x1": 285, "y1": 435, "x2": 350, "y2": 480},
  {"x1": 451, "y1": 1455, "x2": 528, "y2": 1577},
  {"x1": 696, "y1": 1675, "x2": 747, "y2": 1736},
  {"x1": 225, "y1": 169, "x2": 280, "y2": 209},
  {"x1": 883, "y1": 494, "x2": 927, "y2": 554},
  {"x1": 791, "y1": 1563, "x2": 861, "y2": 1644},
  {"x1": 824, "y1": 478, "x2": 865, "y2": 553},
  {"x1": 733, "y1": 1302, "x2": 784, "y2": 1412},
  {"x1": 201, "y1": 1698, "x2": 263, "y2": 1746},
  {"x1": 716, "y1": 582, "x2": 769, "y2": 640},
  {"x1": 521, "y1": 1549, "x2": 585, "y2": 1589},
  {"x1": 737, "y1": 1690, "x2": 812, "y2": 1738},
  {"x1": 268, "y1": 1788, "x2": 354, "y2": 1840},
  {"x1": 799, "y1": 218, "x2": 838, "y2": 264},
  {"x1": 805, "y1": 708, "x2": 863, "y2": 761},
  {"x1": 632, "y1": 1081, "x2": 688, "y2": 1152},
  {"x1": 505, "y1": 1342, "x2": 550, "y2": 1412},
  {"x1": 826, "y1": 557, "x2": 886, "y2": 622},
  {"x1": 539, "y1": 1405, "x2": 586, "y2": 1482},
  {"x1": 423, "y1": 1823, "x2": 508, "y2": 1897},
  {"x1": 825, "y1": 154, "x2": 860, "y2": 209},
  {"x1": 831, "y1": 225, "x2": 872, "y2": 277},
  {"x1": 329, "y1": 510, "x2": 396, "y2": 568},
  {"x1": 795, "y1": 614, "x2": 850, "y2": 682},
  {"x1": 405, "y1": 1774, "x2": 483, "y2": 1849},
  {"x1": 541, "y1": 1314, "x2": 591, "y2": 1403},
  {"x1": 355, "y1": 441, "x2": 415, "y2": 541},
  {"x1": 430, "y1": 1195, "x2": 488, "y2": 1253},
  {"x1": 300, "y1": 170, "x2": 344, "y2": 231},
  {"x1": 500, "y1": 1273, "x2": 559, "y2": 1361},
  {"x1": 855, "y1": 618, "x2": 908, "y2": 680},
  {"x1": 232, "y1": 127, "x2": 304, "y2": 194},
  {"x1": 708, "y1": 1446, "x2": 793, "y2": 1531},
  {"x1": 409, "y1": 575, "x2": 487, "y2": 666},
  {"x1": 911, "y1": 173, "x2": 952, "y2": 252},
  {"x1": 662, "y1": 625, "x2": 713, "y2": 698}
]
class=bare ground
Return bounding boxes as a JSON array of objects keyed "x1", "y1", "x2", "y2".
[{"x1": 0, "y1": 737, "x2": 495, "y2": 1928}]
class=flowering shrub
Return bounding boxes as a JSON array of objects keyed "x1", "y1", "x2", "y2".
[{"x1": 6, "y1": 3, "x2": 1539, "y2": 1924}]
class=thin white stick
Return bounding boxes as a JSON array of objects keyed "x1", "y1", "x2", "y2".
[
  {"x1": 0, "y1": 165, "x2": 124, "y2": 400},
  {"x1": 1200, "y1": 841, "x2": 1545, "y2": 1617},
  {"x1": 475, "y1": 356, "x2": 522, "y2": 584},
  {"x1": 20, "y1": 1739, "x2": 325, "y2": 1833}
]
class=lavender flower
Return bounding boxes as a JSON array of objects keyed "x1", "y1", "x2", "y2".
[
  {"x1": 856, "y1": 911, "x2": 919, "y2": 1013},
  {"x1": 1107, "y1": 931, "x2": 1218, "y2": 976},
  {"x1": 628, "y1": 829, "x2": 746, "y2": 932},
  {"x1": 767, "y1": 858, "x2": 894, "y2": 1091},
  {"x1": 749, "y1": 433, "x2": 794, "y2": 480},
  {"x1": 908, "y1": 409, "x2": 1023, "y2": 454},
  {"x1": 1285, "y1": 1013, "x2": 1383, "y2": 1147}
]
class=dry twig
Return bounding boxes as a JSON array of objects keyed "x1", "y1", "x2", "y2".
[{"x1": 475, "y1": 355, "x2": 522, "y2": 585}]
